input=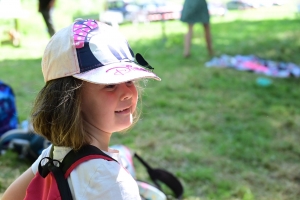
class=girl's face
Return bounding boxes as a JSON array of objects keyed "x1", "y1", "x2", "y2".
[{"x1": 80, "y1": 81, "x2": 138, "y2": 134}]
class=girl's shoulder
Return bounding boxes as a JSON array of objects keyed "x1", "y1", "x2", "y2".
[{"x1": 31, "y1": 145, "x2": 52, "y2": 174}]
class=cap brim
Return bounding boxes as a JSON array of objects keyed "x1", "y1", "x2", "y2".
[{"x1": 73, "y1": 62, "x2": 161, "y2": 84}]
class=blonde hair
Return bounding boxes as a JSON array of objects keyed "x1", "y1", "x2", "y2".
[{"x1": 31, "y1": 77, "x2": 141, "y2": 150}]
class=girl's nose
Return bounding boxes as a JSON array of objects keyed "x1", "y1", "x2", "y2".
[{"x1": 120, "y1": 83, "x2": 133, "y2": 101}]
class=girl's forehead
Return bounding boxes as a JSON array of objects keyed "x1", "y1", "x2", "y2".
[
  {"x1": 81, "y1": 81, "x2": 123, "y2": 90},
  {"x1": 82, "y1": 80, "x2": 136, "y2": 86}
]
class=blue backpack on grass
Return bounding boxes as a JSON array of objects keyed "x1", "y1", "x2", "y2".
[
  {"x1": 0, "y1": 80, "x2": 50, "y2": 161},
  {"x1": 0, "y1": 81, "x2": 18, "y2": 136}
]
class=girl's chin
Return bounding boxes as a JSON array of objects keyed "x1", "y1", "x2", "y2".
[{"x1": 120, "y1": 119, "x2": 134, "y2": 131}]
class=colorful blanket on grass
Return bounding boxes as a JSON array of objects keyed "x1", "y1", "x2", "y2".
[{"x1": 205, "y1": 54, "x2": 300, "y2": 78}]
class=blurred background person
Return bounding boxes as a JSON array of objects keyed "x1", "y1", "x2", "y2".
[
  {"x1": 180, "y1": 0, "x2": 213, "y2": 58},
  {"x1": 38, "y1": 0, "x2": 56, "y2": 37}
]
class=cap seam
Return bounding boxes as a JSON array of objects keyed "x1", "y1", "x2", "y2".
[{"x1": 71, "y1": 22, "x2": 81, "y2": 75}]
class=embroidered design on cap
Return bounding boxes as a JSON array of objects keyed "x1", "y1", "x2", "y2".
[
  {"x1": 73, "y1": 19, "x2": 98, "y2": 48},
  {"x1": 72, "y1": 19, "x2": 135, "y2": 73}
]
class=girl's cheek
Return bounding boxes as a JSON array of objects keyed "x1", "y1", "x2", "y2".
[{"x1": 132, "y1": 97, "x2": 138, "y2": 113}]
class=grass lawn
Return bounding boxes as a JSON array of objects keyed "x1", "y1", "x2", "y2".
[{"x1": 1, "y1": 0, "x2": 300, "y2": 199}]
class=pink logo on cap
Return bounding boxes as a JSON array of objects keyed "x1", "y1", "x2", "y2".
[
  {"x1": 73, "y1": 19, "x2": 98, "y2": 48},
  {"x1": 106, "y1": 65, "x2": 148, "y2": 76}
]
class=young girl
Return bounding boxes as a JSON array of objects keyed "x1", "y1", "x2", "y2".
[{"x1": 2, "y1": 18, "x2": 160, "y2": 200}]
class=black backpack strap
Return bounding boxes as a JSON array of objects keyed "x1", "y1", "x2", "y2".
[
  {"x1": 38, "y1": 157, "x2": 73, "y2": 200},
  {"x1": 61, "y1": 145, "x2": 118, "y2": 177},
  {"x1": 38, "y1": 145, "x2": 117, "y2": 200},
  {"x1": 134, "y1": 153, "x2": 184, "y2": 199}
]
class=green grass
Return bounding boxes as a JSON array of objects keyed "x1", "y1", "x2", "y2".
[{"x1": 1, "y1": 0, "x2": 300, "y2": 199}]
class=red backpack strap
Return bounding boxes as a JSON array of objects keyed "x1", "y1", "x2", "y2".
[{"x1": 38, "y1": 145, "x2": 118, "y2": 200}]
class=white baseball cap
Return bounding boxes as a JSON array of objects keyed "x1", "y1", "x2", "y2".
[{"x1": 42, "y1": 19, "x2": 161, "y2": 84}]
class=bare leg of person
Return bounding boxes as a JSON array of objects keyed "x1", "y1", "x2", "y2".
[
  {"x1": 184, "y1": 23, "x2": 194, "y2": 58},
  {"x1": 203, "y1": 23, "x2": 213, "y2": 57}
]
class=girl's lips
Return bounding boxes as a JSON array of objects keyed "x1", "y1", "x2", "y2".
[{"x1": 115, "y1": 107, "x2": 131, "y2": 114}]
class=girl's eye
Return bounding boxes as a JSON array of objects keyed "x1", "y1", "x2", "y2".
[
  {"x1": 126, "y1": 81, "x2": 134, "y2": 86},
  {"x1": 105, "y1": 84, "x2": 116, "y2": 90}
]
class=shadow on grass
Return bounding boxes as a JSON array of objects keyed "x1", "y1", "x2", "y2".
[{"x1": 120, "y1": 18, "x2": 300, "y2": 198}]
